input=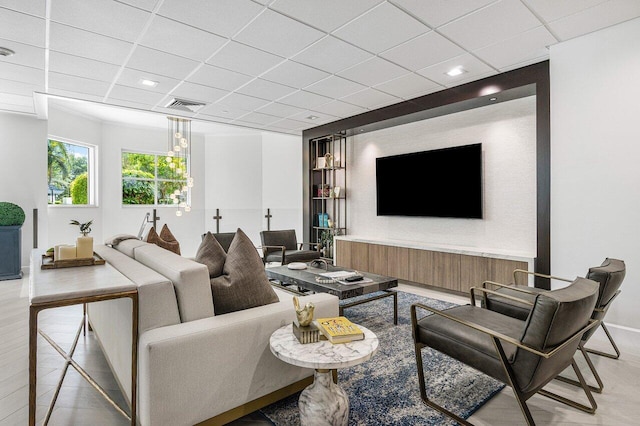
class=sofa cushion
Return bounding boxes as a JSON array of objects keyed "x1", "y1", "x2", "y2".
[
  {"x1": 195, "y1": 232, "x2": 227, "y2": 278},
  {"x1": 210, "y1": 228, "x2": 279, "y2": 315},
  {"x1": 113, "y1": 238, "x2": 149, "y2": 258},
  {"x1": 135, "y1": 244, "x2": 214, "y2": 322},
  {"x1": 105, "y1": 234, "x2": 139, "y2": 247},
  {"x1": 146, "y1": 225, "x2": 181, "y2": 255}
]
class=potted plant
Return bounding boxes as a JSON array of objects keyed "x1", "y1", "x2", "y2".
[
  {"x1": 70, "y1": 219, "x2": 94, "y2": 259},
  {"x1": 0, "y1": 202, "x2": 25, "y2": 280}
]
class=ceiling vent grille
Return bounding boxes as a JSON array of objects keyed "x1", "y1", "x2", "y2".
[{"x1": 165, "y1": 98, "x2": 207, "y2": 113}]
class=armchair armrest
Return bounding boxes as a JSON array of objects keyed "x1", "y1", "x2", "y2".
[
  {"x1": 298, "y1": 241, "x2": 319, "y2": 251},
  {"x1": 410, "y1": 302, "x2": 599, "y2": 359},
  {"x1": 471, "y1": 285, "x2": 536, "y2": 308},
  {"x1": 513, "y1": 269, "x2": 573, "y2": 285},
  {"x1": 257, "y1": 245, "x2": 286, "y2": 264}
]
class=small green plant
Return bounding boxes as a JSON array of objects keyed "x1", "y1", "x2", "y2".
[
  {"x1": 0, "y1": 202, "x2": 25, "y2": 226},
  {"x1": 70, "y1": 219, "x2": 93, "y2": 236}
]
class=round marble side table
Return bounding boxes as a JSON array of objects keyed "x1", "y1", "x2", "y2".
[{"x1": 269, "y1": 323, "x2": 378, "y2": 426}]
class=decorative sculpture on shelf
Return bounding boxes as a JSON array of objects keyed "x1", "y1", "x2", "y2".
[{"x1": 293, "y1": 296, "x2": 315, "y2": 327}]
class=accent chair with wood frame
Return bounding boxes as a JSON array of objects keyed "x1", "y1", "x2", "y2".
[
  {"x1": 259, "y1": 229, "x2": 321, "y2": 265},
  {"x1": 411, "y1": 277, "x2": 600, "y2": 426},
  {"x1": 482, "y1": 258, "x2": 625, "y2": 393}
]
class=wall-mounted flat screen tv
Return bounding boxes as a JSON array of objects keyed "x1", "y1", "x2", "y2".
[{"x1": 376, "y1": 143, "x2": 482, "y2": 219}]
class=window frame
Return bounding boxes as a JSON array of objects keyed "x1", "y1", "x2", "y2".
[{"x1": 47, "y1": 136, "x2": 98, "y2": 207}]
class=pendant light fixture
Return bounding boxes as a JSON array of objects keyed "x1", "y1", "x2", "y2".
[{"x1": 166, "y1": 117, "x2": 193, "y2": 216}]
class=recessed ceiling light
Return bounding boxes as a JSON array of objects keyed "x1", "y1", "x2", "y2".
[
  {"x1": 139, "y1": 79, "x2": 158, "y2": 87},
  {"x1": 490, "y1": 97, "x2": 497, "y2": 101},
  {"x1": 0, "y1": 47, "x2": 15, "y2": 57},
  {"x1": 445, "y1": 66, "x2": 466, "y2": 77},
  {"x1": 306, "y1": 115, "x2": 319, "y2": 120}
]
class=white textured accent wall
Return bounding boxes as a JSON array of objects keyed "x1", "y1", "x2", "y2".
[
  {"x1": 550, "y1": 17, "x2": 640, "y2": 329},
  {"x1": 349, "y1": 96, "x2": 536, "y2": 256}
]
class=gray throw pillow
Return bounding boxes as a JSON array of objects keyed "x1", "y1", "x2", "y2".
[
  {"x1": 210, "y1": 228, "x2": 279, "y2": 315},
  {"x1": 195, "y1": 232, "x2": 227, "y2": 278}
]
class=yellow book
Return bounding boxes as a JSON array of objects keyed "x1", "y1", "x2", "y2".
[{"x1": 315, "y1": 316, "x2": 364, "y2": 344}]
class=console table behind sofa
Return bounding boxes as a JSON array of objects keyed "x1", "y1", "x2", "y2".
[{"x1": 334, "y1": 237, "x2": 535, "y2": 294}]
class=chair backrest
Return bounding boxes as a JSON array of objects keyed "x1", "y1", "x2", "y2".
[
  {"x1": 201, "y1": 232, "x2": 235, "y2": 253},
  {"x1": 513, "y1": 277, "x2": 599, "y2": 394},
  {"x1": 260, "y1": 229, "x2": 298, "y2": 253},
  {"x1": 586, "y1": 258, "x2": 625, "y2": 312}
]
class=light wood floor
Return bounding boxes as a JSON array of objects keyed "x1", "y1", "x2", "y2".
[{"x1": 1, "y1": 275, "x2": 639, "y2": 425}]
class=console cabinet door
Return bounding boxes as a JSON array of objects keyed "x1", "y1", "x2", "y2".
[{"x1": 335, "y1": 240, "x2": 352, "y2": 268}]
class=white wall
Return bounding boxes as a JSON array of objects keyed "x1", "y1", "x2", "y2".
[
  {"x1": 0, "y1": 112, "x2": 48, "y2": 268},
  {"x1": 550, "y1": 17, "x2": 640, "y2": 329},
  {"x1": 349, "y1": 96, "x2": 537, "y2": 256}
]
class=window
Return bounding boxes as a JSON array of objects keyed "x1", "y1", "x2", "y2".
[
  {"x1": 47, "y1": 139, "x2": 97, "y2": 205},
  {"x1": 122, "y1": 151, "x2": 189, "y2": 206}
]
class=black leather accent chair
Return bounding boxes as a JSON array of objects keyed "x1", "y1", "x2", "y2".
[
  {"x1": 411, "y1": 277, "x2": 600, "y2": 426},
  {"x1": 201, "y1": 232, "x2": 235, "y2": 253},
  {"x1": 259, "y1": 229, "x2": 321, "y2": 265},
  {"x1": 483, "y1": 258, "x2": 625, "y2": 392}
]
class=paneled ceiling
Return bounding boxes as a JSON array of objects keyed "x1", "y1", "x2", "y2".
[{"x1": 1, "y1": 0, "x2": 639, "y2": 135}]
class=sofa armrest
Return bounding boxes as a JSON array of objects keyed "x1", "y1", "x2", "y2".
[{"x1": 137, "y1": 292, "x2": 338, "y2": 426}]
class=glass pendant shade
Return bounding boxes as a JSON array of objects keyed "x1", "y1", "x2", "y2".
[{"x1": 167, "y1": 117, "x2": 192, "y2": 216}]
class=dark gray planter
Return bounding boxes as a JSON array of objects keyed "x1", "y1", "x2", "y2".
[{"x1": 0, "y1": 225, "x2": 22, "y2": 280}]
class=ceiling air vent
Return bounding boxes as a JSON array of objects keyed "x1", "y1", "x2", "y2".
[{"x1": 165, "y1": 98, "x2": 207, "y2": 113}]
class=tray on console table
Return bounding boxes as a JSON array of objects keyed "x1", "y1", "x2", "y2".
[{"x1": 41, "y1": 252, "x2": 106, "y2": 269}]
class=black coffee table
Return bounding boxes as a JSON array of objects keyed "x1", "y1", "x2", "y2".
[{"x1": 266, "y1": 264, "x2": 398, "y2": 325}]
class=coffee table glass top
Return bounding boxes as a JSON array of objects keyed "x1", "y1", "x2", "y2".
[
  {"x1": 266, "y1": 264, "x2": 397, "y2": 299},
  {"x1": 270, "y1": 323, "x2": 378, "y2": 370}
]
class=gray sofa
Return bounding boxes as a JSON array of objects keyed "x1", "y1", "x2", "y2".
[{"x1": 88, "y1": 239, "x2": 338, "y2": 426}]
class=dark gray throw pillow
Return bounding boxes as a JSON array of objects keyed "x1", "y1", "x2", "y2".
[
  {"x1": 195, "y1": 232, "x2": 227, "y2": 278},
  {"x1": 210, "y1": 228, "x2": 279, "y2": 315}
]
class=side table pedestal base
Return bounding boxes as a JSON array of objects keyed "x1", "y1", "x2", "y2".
[{"x1": 299, "y1": 369, "x2": 348, "y2": 426}]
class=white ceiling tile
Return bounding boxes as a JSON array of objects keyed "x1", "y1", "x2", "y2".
[
  {"x1": 374, "y1": 73, "x2": 443, "y2": 99},
  {"x1": 49, "y1": 52, "x2": 120, "y2": 83},
  {"x1": 0, "y1": 8, "x2": 45, "y2": 47},
  {"x1": 380, "y1": 31, "x2": 465, "y2": 71},
  {"x1": 339, "y1": 88, "x2": 401, "y2": 109},
  {"x1": 198, "y1": 103, "x2": 251, "y2": 120},
  {"x1": 0, "y1": 78, "x2": 43, "y2": 96},
  {"x1": 474, "y1": 26, "x2": 555, "y2": 70},
  {"x1": 416, "y1": 53, "x2": 494, "y2": 86},
  {"x1": 523, "y1": 0, "x2": 607, "y2": 23},
  {"x1": 113, "y1": 98, "x2": 164, "y2": 111},
  {"x1": 49, "y1": 23, "x2": 133, "y2": 65},
  {"x1": 117, "y1": 0, "x2": 161, "y2": 12},
  {"x1": 158, "y1": 0, "x2": 263, "y2": 38},
  {"x1": 255, "y1": 102, "x2": 304, "y2": 118},
  {"x1": 261, "y1": 60, "x2": 330, "y2": 89},
  {"x1": 0, "y1": 38, "x2": 44, "y2": 69},
  {"x1": 234, "y1": 111, "x2": 281, "y2": 125},
  {"x1": 207, "y1": 41, "x2": 284, "y2": 76},
  {"x1": 548, "y1": 0, "x2": 640, "y2": 41},
  {"x1": 278, "y1": 90, "x2": 333, "y2": 109},
  {"x1": 0, "y1": 102, "x2": 33, "y2": 113},
  {"x1": 216, "y1": 92, "x2": 271, "y2": 110},
  {"x1": 127, "y1": 46, "x2": 199, "y2": 80},
  {"x1": 187, "y1": 65, "x2": 253, "y2": 92},
  {"x1": 334, "y1": 2, "x2": 429, "y2": 54},
  {"x1": 270, "y1": 0, "x2": 383, "y2": 32},
  {"x1": 47, "y1": 89, "x2": 104, "y2": 103},
  {"x1": 292, "y1": 36, "x2": 373, "y2": 74},
  {"x1": 195, "y1": 112, "x2": 234, "y2": 124},
  {"x1": 310, "y1": 100, "x2": 368, "y2": 118},
  {"x1": 0, "y1": 92, "x2": 33, "y2": 107},
  {"x1": 388, "y1": 0, "x2": 495, "y2": 28},
  {"x1": 50, "y1": 0, "x2": 151, "y2": 42},
  {"x1": 287, "y1": 110, "x2": 340, "y2": 126},
  {"x1": 234, "y1": 9, "x2": 324, "y2": 57},
  {"x1": 151, "y1": 106, "x2": 197, "y2": 118},
  {"x1": 170, "y1": 82, "x2": 228, "y2": 104},
  {"x1": 0, "y1": 62, "x2": 43, "y2": 85},
  {"x1": 337, "y1": 56, "x2": 408, "y2": 86},
  {"x1": 439, "y1": 0, "x2": 541, "y2": 51},
  {"x1": 236, "y1": 78, "x2": 297, "y2": 101},
  {"x1": 0, "y1": 0, "x2": 46, "y2": 17},
  {"x1": 140, "y1": 16, "x2": 227, "y2": 62},
  {"x1": 305, "y1": 76, "x2": 367, "y2": 99},
  {"x1": 267, "y1": 117, "x2": 309, "y2": 131},
  {"x1": 49, "y1": 72, "x2": 110, "y2": 97},
  {"x1": 498, "y1": 55, "x2": 549, "y2": 72},
  {"x1": 116, "y1": 68, "x2": 181, "y2": 93},
  {"x1": 108, "y1": 84, "x2": 165, "y2": 105}
]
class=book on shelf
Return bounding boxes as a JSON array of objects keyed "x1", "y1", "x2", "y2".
[{"x1": 315, "y1": 316, "x2": 365, "y2": 344}]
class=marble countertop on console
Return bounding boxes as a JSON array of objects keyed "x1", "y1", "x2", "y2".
[
  {"x1": 335, "y1": 235, "x2": 535, "y2": 263},
  {"x1": 270, "y1": 323, "x2": 378, "y2": 370}
]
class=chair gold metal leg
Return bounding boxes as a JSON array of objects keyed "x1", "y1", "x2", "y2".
[
  {"x1": 413, "y1": 343, "x2": 473, "y2": 426},
  {"x1": 584, "y1": 322, "x2": 621, "y2": 360},
  {"x1": 538, "y1": 359, "x2": 597, "y2": 414},
  {"x1": 555, "y1": 344, "x2": 604, "y2": 393}
]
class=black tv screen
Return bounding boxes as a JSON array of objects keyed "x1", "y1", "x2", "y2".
[{"x1": 376, "y1": 143, "x2": 482, "y2": 219}]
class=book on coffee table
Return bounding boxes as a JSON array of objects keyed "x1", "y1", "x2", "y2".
[{"x1": 315, "y1": 316, "x2": 365, "y2": 344}]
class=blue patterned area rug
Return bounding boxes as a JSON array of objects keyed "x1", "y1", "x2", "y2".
[{"x1": 260, "y1": 290, "x2": 505, "y2": 425}]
